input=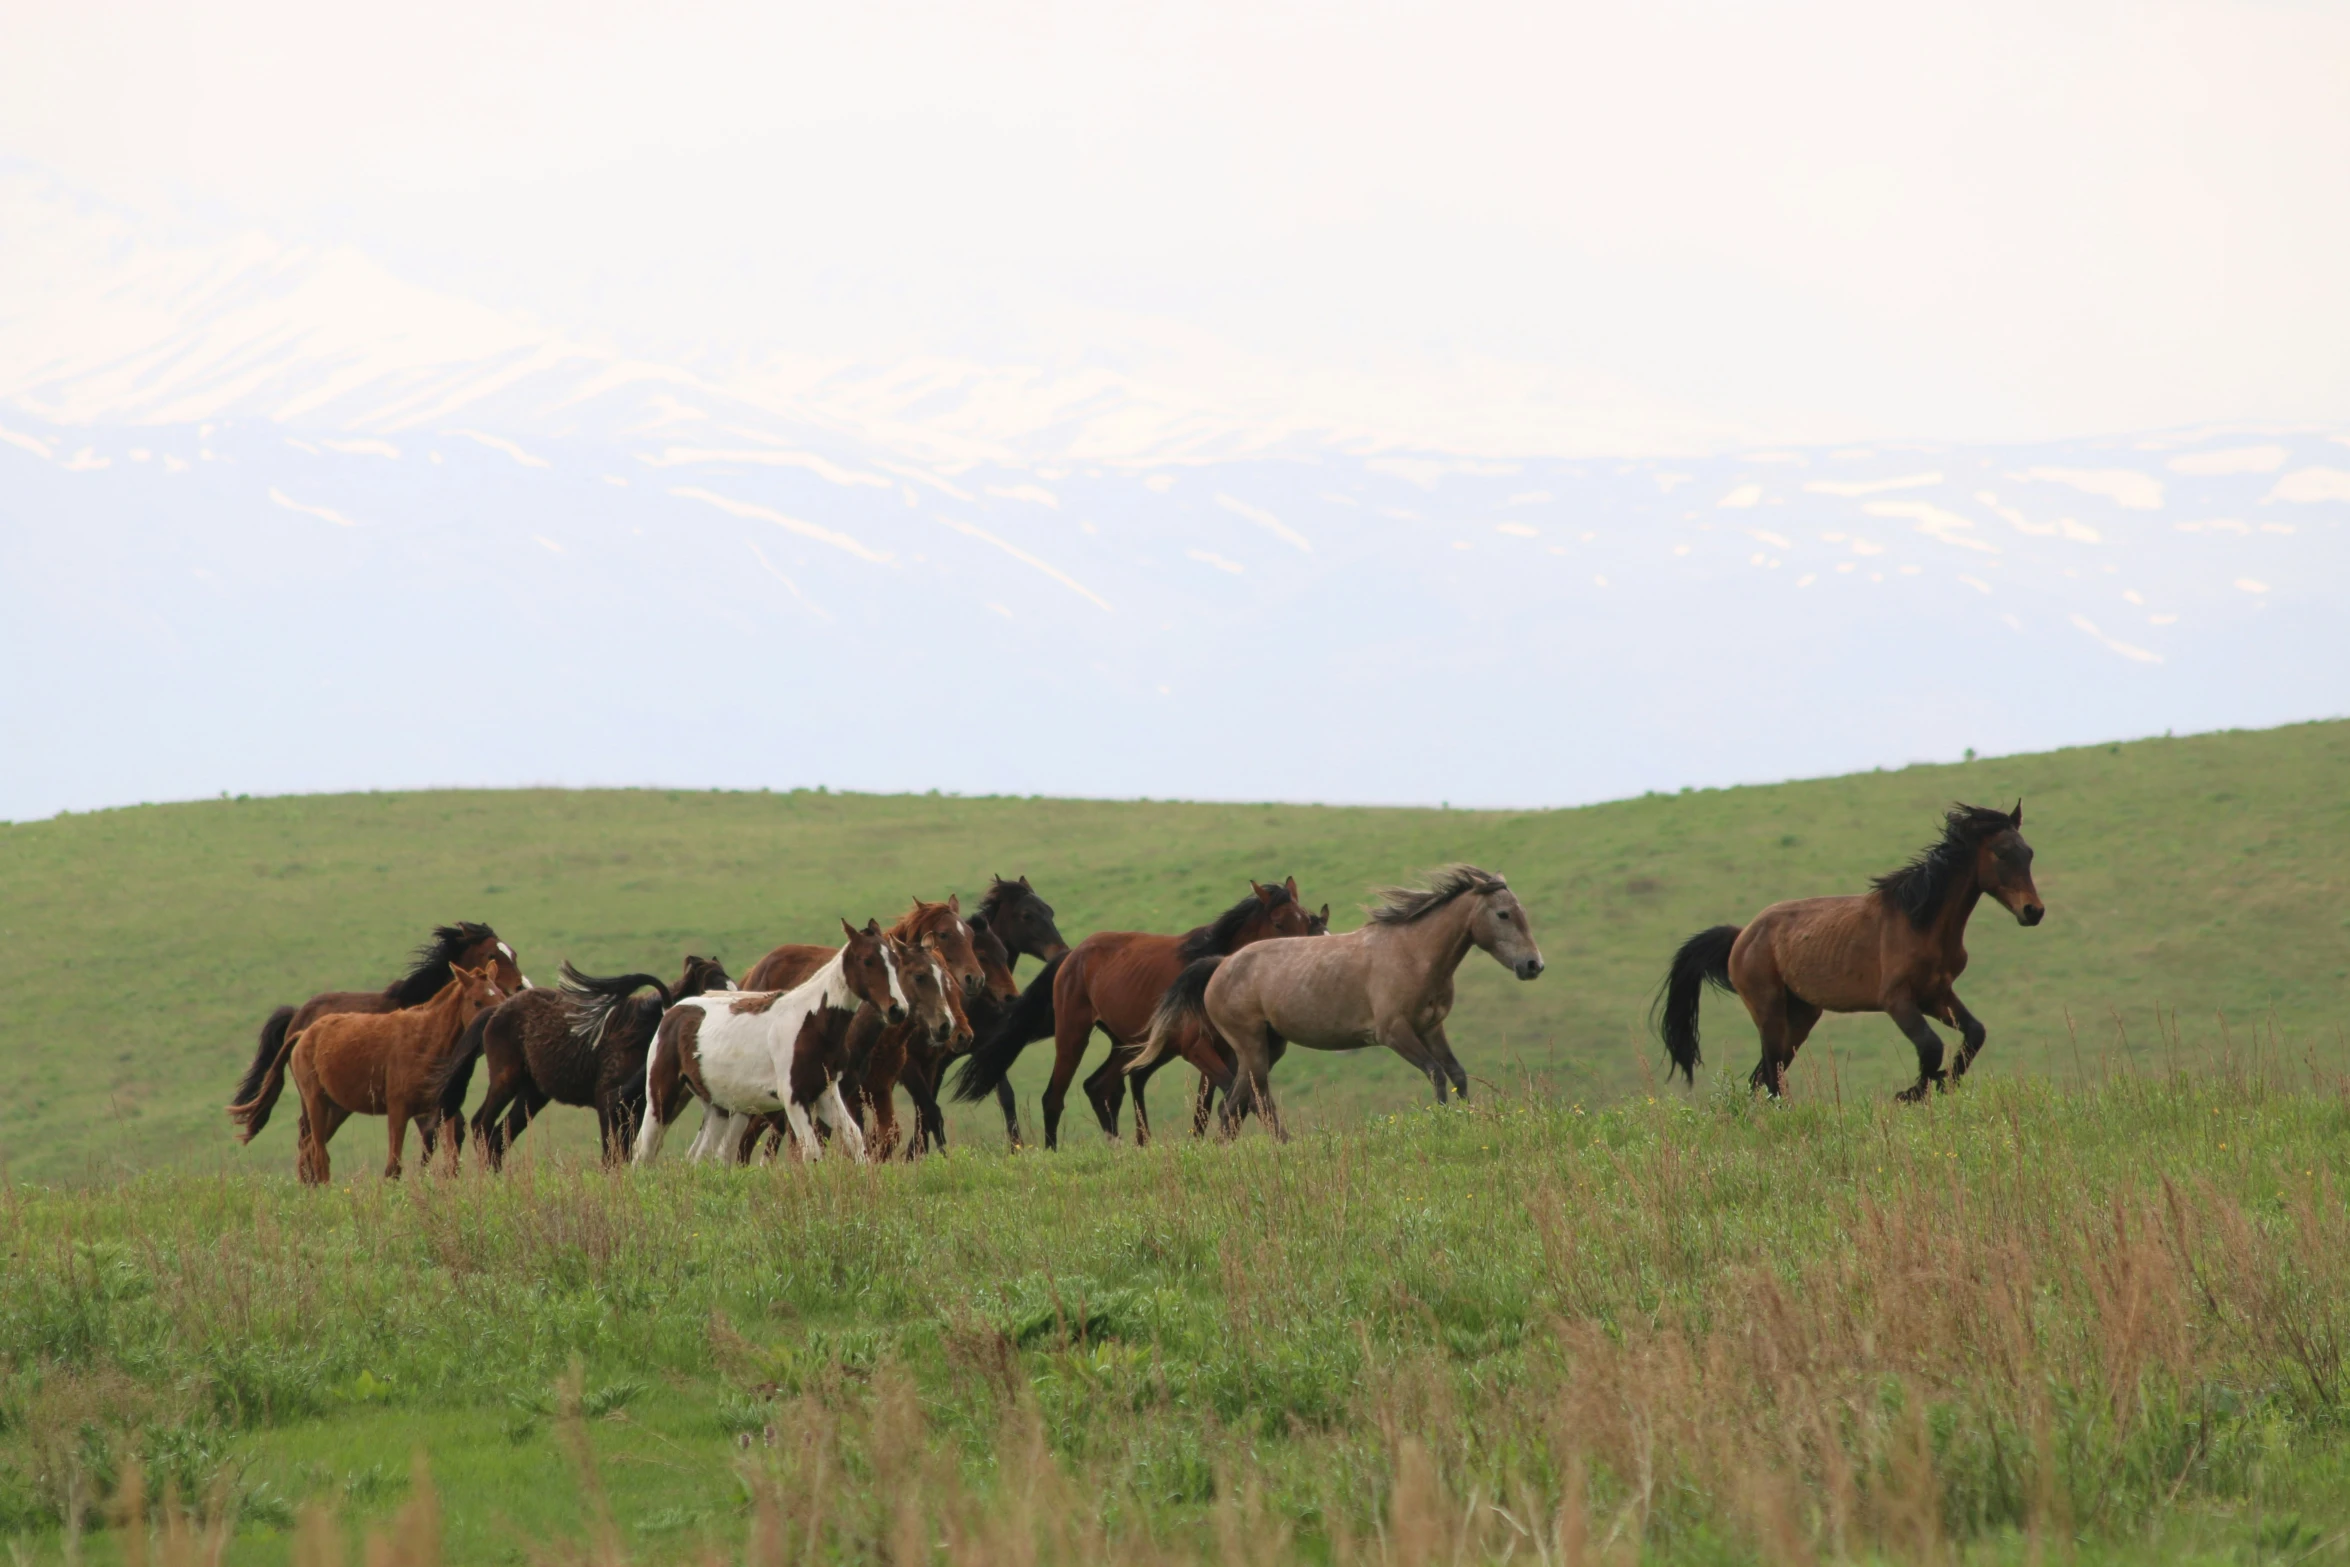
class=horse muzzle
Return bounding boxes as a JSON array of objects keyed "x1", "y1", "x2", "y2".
[
  {"x1": 886, "y1": 1003, "x2": 908, "y2": 1025},
  {"x1": 2018, "y1": 904, "x2": 2045, "y2": 927},
  {"x1": 1515, "y1": 957, "x2": 1545, "y2": 980}
]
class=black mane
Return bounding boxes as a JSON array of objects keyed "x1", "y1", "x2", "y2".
[
  {"x1": 1871, "y1": 804, "x2": 2015, "y2": 929},
  {"x1": 977, "y1": 877, "x2": 1033, "y2": 922},
  {"x1": 1367, "y1": 866, "x2": 1506, "y2": 925},
  {"x1": 388, "y1": 921, "x2": 499, "y2": 1005},
  {"x1": 1178, "y1": 882, "x2": 1295, "y2": 961}
]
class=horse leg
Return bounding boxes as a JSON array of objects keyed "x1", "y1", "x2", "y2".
[
  {"x1": 1947, "y1": 994, "x2": 1990, "y2": 1082},
  {"x1": 1192, "y1": 1071, "x2": 1216, "y2": 1137},
  {"x1": 384, "y1": 1105, "x2": 409, "y2": 1180},
  {"x1": 1219, "y1": 1023, "x2": 1280, "y2": 1139},
  {"x1": 782, "y1": 1097, "x2": 824, "y2": 1162},
  {"x1": 814, "y1": 1080, "x2": 869, "y2": 1165},
  {"x1": 993, "y1": 1079, "x2": 1022, "y2": 1149},
  {"x1": 1082, "y1": 1042, "x2": 1133, "y2": 1142},
  {"x1": 1425, "y1": 1022, "x2": 1470, "y2": 1101},
  {"x1": 1040, "y1": 998, "x2": 1099, "y2": 1151},
  {"x1": 1887, "y1": 1000, "x2": 1948, "y2": 1103},
  {"x1": 901, "y1": 1055, "x2": 948, "y2": 1157}
]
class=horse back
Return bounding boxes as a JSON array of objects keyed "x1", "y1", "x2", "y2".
[
  {"x1": 1224, "y1": 929, "x2": 1380, "y2": 1048},
  {"x1": 287, "y1": 988, "x2": 400, "y2": 1037},
  {"x1": 1060, "y1": 930, "x2": 1188, "y2": 1037},
  {"x1": 743, "y1": 943, "x2": 835, "y2": 992}
]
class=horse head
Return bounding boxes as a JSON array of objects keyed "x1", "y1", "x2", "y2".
[
  {"x1": 839, "y1": 919, "x2": 907, "y2": 1024},
  {"x1": 450, "y1": 960, "x2": 510, "y2": 1020},
  {"x1": 1977, "y1": 801, "x2": 2045, "y2": 926},
  {"x1": 1248, "y1": 877, "x2": 1316, "y2": 941},
  {"x1": 459, "y1": 930, "x2": 528, "y2": 994},
  {"x1": 1466, "y1": 882, "x2": 1545, "y2": 981},
  {"x1": 890, "y1": 933, "x2": 961, "y2": 1047},
  {"x1": 985, "y1": 874, "x2": 1069, "y2": 962},
  {"x1": 677, "y1": 954, "x2": 735, "y2": 997}
]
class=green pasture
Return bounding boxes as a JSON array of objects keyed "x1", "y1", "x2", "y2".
[
  {"x1": 1, "y1": 719, "x2": 2346, "y2": 1183},
  {"x1": 4, "y1": 719, "x2": 2350, "y2": 1562}
]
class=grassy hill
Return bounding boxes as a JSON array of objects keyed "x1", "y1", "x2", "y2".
[{"x1": 3, "y1": 719, "x2": 2348, "y2": 1185}]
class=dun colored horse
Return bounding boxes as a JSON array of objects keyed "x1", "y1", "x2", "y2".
[
  {"x1": 1655, "y1": 801, "x2": 2044, "y2": 1101},
  {"x1": 452, "y1": 955, "x2": 735, "y2": 1168},
  {"x1": 229, "y1": 963, "x2": 510, "y2": 1181},
  {"x1": 1134, "y1": 867, "x2": 1541, "y2": 1134},
  {"x1": 228, "y1": 922, "x2": 524, "y2": 1145},
  {"x1": 951, "y1": 878, "x2": 1315, "y2": 1148}
]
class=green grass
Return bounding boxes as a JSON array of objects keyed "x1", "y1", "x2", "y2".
[
  {"x1": 2, "y1": 720, "x2": 2347, "y2": 1183},
  {"x1": 3, "y1": 719, "x2": 2350, "y2": 1562}
]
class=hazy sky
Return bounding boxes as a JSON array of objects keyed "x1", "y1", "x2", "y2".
[{"x1": 6, "y1": 0, "x2": 2348, "y2": 453}]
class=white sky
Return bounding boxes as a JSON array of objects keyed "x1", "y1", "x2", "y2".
[{"x1": 5, "y1": 0, "x2": 2349, "y2": 453}]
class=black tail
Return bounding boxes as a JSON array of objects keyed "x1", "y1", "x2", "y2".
[
  {"x1": 949, "y1": 952, "x2": 1064, "y2": 1103},
  {"x1": 1653, "y1": 925, "x2": 1740, "y2": 1084},
  {"x1": 561, "y1": 962, "x2": 672, "y2": 1050},
  {"x1": 231, "y1": 1007, "x2": 296, "y2": 1112},
  {"x1": 227, "y1": 1013, "x2": 303, "y2": 1142},
  {"x1": 1128, "y1": 956, "x2": 1220, "y2": 1075}
]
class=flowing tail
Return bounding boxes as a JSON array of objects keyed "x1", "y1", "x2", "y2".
[
  {"x1": 1654, "y1": 925, "x2": 1740, "y2": 1084},
  {"x1": 1127, "y1": 956, "x2": 1220, "y2": 1075},
  {"x1": 561, "y1": 962, "x2": 673, "y2": 1051},
  {"x1": 948, "y1": 952, "x2": 1063, "y2": 1103},
  {"x1": 227, "y1": 1011, "x2": 302, "y2": 1141}
]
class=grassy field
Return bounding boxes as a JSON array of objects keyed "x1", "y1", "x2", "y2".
[
  {"x1": 3, "y1": 720, "x2": 2350, "y2": 1562},
  {"x1": 2, "y1": 719, "x2": 2347, "y2": 1183}
]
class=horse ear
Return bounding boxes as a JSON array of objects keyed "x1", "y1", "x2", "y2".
[
  {"x1": 1251, "y1": 880, "x2": 1269, "y2": 901},
  {"x1": 1319, "y1": 904, "x2": 1330, "y2": 920},
  {"x1": 947, "y1": 892, "x2": 960, "y2": 914},
  {"x1": 2011, "y1": 799, "x2": 2024, "y2": 827},
  {"x1": 841, "y1": 918, "x2": 860, "y2": 942},
  {"x1": 866, "y1": 917, "x2": 883, "y2": 936},
  {"x1": 1284, "y1": 876, "x2": 1298, "y2": 898},
  {"x1": 1019, "y1": 875, "x2": 1031, "y2": 888}
]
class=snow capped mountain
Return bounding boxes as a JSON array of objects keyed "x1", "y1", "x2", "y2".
[{"x1": 3, "y1": 169, "x2": 2346, "y2": 819}]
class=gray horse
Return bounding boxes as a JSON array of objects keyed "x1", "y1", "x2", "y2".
[{"x1": 1130, "y1": 865, "x2": 1543, "y2": 1134}]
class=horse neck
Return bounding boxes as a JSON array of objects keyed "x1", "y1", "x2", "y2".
[
  {"x1": 1930, "y1": 873, "x2": 1987, "y2": 946},
  {"x1": 804, "y1": 945, "x2": 862, "y2": 1015},
  {"x1": 1369, "y1": 895, "x2": 1479, "y2": 973},
  {"x1": 414, "y1": 982, "x2": 477, "y2": 1057}
]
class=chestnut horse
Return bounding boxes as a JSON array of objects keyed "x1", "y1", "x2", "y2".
[
  {"x1": 451, "y1": 955, "x2": 735, "y2": 1168},
  {"x1": 950, "y1": 878, "x2": 1315, "y2": 1149},
  {"x1": 1655, "y1": 801, "x2": 2044, "y2": 1101},
  {"x1": 1133, "y1": 868, "x2": 1541, "y2": 1135},
  {"x1": 229, "y1": 963, "x2": 510, "y2": 1181},
  {"x1": 228, "y1": 922, "x2": 524, "y2": 1146}
]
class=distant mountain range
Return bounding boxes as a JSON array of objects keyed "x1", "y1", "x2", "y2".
[{"x1": 3, "y1": 167, "x2": 2345, "y2": 820}]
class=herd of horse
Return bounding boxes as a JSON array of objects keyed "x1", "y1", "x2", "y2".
[{"x1": 222, "y1": 801, "x2": 2044, "y2": 1182}]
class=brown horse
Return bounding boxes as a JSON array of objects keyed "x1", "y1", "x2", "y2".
[
  {"x1": 1177, "y1": 901, "x2": 1328, "y2": 1134},
  {"x1": 228, "y1": 922, "x2": 524, "y2": 1146},
  {"x1": 1655, "y1": 801, "x2": 2044, "y2": 1101},
  {"x1": 933, "y1": 876, "x2": 1069, "y2": 1147},
  {"x1": 950, "y1": 878, "x2": 1315, "y2": 1149},
  {"x1": 228, "y1": 964, "x2": 509, "y2": 1182},
  {"x1": 1133, "y1": 868, "x2": 1542, "y2": 1135},
  {"x1": 452, "y1": 955, "x2": 735, "y2": 1168}
]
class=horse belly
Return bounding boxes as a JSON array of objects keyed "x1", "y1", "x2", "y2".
[{"x1": 1752, "y1": 903, "x2": 1881, "y2": 1013}]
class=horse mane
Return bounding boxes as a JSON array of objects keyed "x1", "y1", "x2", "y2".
[
  {"x1": 1871, "y1": 804, "x2": 2016, "y2": 929},
  {"x1": 388, "y1": 921, "x2": 498, "y2": 1006},
  {"x1": 1366, "y1": 866, "x2": 1507, "y2": 926},
  {"x1": 890, "y1": 899, "x2": 958, "y2": 941},
  {"x1": 1178, "y1": 882, "x2": 1296, "y2": 961}
]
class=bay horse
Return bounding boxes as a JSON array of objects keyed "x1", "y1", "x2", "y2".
[
  {"x1": 953, "y1": 876, "x2": 1070, "y2": 1145},
  {"x1": 228, "y1": 963, "x2": 510, "y2": 1182},
  {"x1": 950, "y1": 878, "x2": 1316, "y2": 1149},
  {"x1": 632, "y1": 922, "x2": 930, "y2": 1165},
  {"x1": 450, "y1": 955, "x2": 735, "y2": 1168},
  {"x1": 1133, "y1": 867, "x2": 1542, "y2": 1135},
  {"x1": 1655, "y1": 801, "x2": 2044, "y2": 1101},
  {"x1": 228, "y1": 922, "x2": 525, "y2": 1145}
]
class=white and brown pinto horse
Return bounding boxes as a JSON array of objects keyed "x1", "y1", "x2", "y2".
[
  {"x1": 1132, "y1": 866, "x2": 1543, "y2": 1134},
  {"x1": 632, "y1": 920, "x2": 912, "y2": 1166}
]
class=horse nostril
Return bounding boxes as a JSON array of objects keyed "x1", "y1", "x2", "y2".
[{"x1": 888, "y1": 1005, "x2": 907, "y2": 1024}]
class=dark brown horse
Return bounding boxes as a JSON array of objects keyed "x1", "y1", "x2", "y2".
[
  {"x1": 1656, "y1": 802, "x2": 2045, "y2": 1101},
  {"x1": 949, "y1": 878, "x2": 1315, "y2": 1149},
  {"x1": 452, "y1": 955, "x2": 735, "y2": 1168},
  {"x1": 228, "y1": 922, "x2": 524, "y2": 1147},
  {"x1": 230, "y1": 963, "x2": 510, "y2": 1182}
]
